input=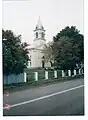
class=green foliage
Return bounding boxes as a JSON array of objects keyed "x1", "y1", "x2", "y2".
[
  {"x1": 43, "y1": 41, "x2": 55, "y2": 67},
  {"x1": 44, "y1": 26, "x2": 84, "y2": 70},
  {"x1": 2, "y1": 29, "x2": 30, "y2": 75}
]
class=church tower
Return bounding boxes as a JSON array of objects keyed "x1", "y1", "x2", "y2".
[
  {"x1": 28, "y1": 17, "x2": 51, "y2": 68},
  {"x1": 33, "y1": 17, "x2": 46, "y2": 48}
]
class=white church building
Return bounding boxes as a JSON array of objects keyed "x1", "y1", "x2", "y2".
[{"x1": 28, "y1": 17, "x2": 51, "y2": 68}]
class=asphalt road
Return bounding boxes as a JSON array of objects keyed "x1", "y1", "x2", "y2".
[{"x1": 3, "y1": 78, "x2": 84, "y2": 116}]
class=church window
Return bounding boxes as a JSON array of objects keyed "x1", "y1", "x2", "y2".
[
  {"x1": 42, "y1": 56, "x2": 45, "y2": 59},
  {"x1": 36, "y1": 32, "x2": 38, "y2": 38},
  {"x1": 42, "y1": 32, "x2": 44, "y2": 38}
]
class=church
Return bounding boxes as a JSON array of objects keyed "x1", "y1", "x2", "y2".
[{"x1": 28, "y1": 17, "x2": 51, "y2": 68}]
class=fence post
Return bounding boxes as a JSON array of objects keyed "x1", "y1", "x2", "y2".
[
  {"x1": 82, "y1": 69, "x2": 84, "y2": 74},
  {"x1": 62, "y1": 70, "x2": 65, "y2": 77},
  {"x1": 68, "y1": 70, "x2": 71, "y2": 76},
  {"x1": 79, "y1": 69, "x2": 81, "y2": 75},
  {"x1": 74, "y1": 70, "x2": 76, "y2": 76},
  {"x1": 24, "y1": 72, "x2": 27, "y2": 82},
  {"x1": 45, "y1": 71, "x2": 48, "y2": 79},
  {"x1": 54, "y1": 71, "x2": 57, "y2": 78},
  {"x1": 34, "y1": 72, "x2": 38, "y2": 81}
]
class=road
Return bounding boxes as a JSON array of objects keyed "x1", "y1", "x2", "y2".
[{"x1": 3, "y1": 78, "x2": 84, "y2": 116}]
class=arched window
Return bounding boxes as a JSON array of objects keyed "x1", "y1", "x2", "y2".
[
  {"x1": 42, "y1": 32, "x2": 44, "y2": 38},
  {"x1": 36, "y1": 32, "x2": 38, "y2": 38},
  {"x1": 42, "y1": 56, "x2": 45, "y2": 68},
  {"x1": 42, "y1": 56, "x2": 45, "y2": 59}
]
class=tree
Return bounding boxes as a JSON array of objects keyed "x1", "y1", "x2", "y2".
[
  {"x1": 2, "y1": 29, "x2": 30, "y2": 75},
  {"x1": 53, "y1": 36, "x2": 81, "y2": 70},
  {"x1": 44, "y1": 26, "x2": 84, "y2": 70},
  {"x1": 43, "y1": 41, "x2": 55, "y2": 67},
  {"x1": 53, "y1": 26, "x2": 84, "y2": 62}
]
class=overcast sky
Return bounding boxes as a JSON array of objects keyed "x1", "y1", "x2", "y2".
[{"x1": 2, "y1": 0, "x2": 83, "y2": 44}]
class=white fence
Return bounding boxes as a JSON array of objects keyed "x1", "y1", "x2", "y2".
[
  {"x1": 3, "y1": 69, "x2": 84, "y2": 85},
  {"x1": 3, "y1": 73, "x2": 26, "y2": 85}
]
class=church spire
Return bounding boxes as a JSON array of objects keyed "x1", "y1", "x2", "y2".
[
  {"x1": 37, "y1": 16, "x2": 42, "y2": 27},
  {"x1": 35, "y1": 16, "x2": 44, "y2": 30}
]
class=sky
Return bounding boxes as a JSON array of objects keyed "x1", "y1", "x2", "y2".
[{"x1": 2, "y1": 0, "x2": 83, "y2": 44}]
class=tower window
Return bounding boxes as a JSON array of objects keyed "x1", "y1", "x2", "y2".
[
  {"x1": 42, "y1": 56, "x2": 45, "y2": 59},
  {"x1": 42, "y1": 32, "x2": 44, "y2": 38},
  {"x1": 36, "y1": 32, "x2": 38, "y2": 38}
]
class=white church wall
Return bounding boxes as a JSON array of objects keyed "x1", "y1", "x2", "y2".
[
  {"x1": 28, "y1": 49, "x2": 51, "y2": 68},
  {"x1": 29, "y1": 49, "x2": 43, "y2": 68},
  {"x1": 33, "y1": 40, "x2": 46, "y2": 49}
]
